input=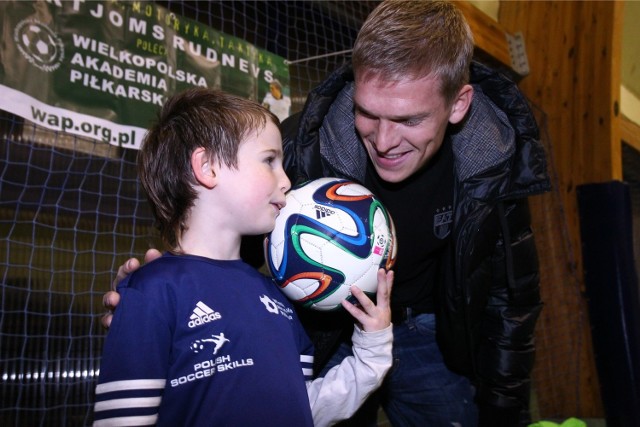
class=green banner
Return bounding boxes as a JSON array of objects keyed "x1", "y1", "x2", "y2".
[{"x1": 0, "y1": 1, "x2": 291, "y2": 149}]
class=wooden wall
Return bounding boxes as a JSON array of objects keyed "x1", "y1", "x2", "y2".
[
  {"x1": 460, "y1": 0, "x2": 625, "y2": 419},
  {"x1": 498, "y1": 0, "x2": 623, "y2": 418}
]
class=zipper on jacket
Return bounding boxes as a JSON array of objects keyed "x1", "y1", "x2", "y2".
[
  {"x1": 497, "y1": 201, "x2": 517, "y2": 299},
  {"x1": 455, "y1": 203, "x2": 491, "y2": 378}
]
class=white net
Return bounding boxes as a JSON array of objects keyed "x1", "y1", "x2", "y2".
[{"x1": 0, "y1": 1, "x2": 378, "y2": 425}]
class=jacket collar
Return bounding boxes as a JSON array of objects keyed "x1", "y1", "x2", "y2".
[{"x1": 309, "y1": 62, "x2": 550, "y2": 199}]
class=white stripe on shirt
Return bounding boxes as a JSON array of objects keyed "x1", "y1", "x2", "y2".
[
  {"x1": 96, "y1": 379, "x2": 166, "y2": 394},
  {"x1": 94, "y1": 397, "x2": 162, "y2": 412},
  {"x1": 93, "y1": 414, "x2": 158, "y2": 426}
]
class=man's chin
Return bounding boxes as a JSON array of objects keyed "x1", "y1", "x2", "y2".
[{"x1": 372, "y1": 164, "x2": 414, "y2": 184}]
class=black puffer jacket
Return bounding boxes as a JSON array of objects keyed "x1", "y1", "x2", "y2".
[{"x1": 280, "y1": 61, "x2": 551, "y2": 424}]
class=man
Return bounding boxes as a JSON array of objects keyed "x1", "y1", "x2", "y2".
[
  {"x1": 104, "y1": 1, "x2": 550, "y2": 425},
  {"x1": 262, "y1": 79, "x2": 292, "y2": 122}
]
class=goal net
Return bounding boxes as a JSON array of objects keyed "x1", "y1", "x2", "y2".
[{"x1": 0, "y1": 1, "x2": 377, "y2": 425}]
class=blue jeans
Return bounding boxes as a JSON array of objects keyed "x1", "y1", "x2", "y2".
[{"x1": 320, "y1": 312, "x2": 478, "y2": 427}]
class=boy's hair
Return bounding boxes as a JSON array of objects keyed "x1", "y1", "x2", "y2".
[
  {"x1": 352, "y1": 0, "x2": 474, "y2": 105},
  {"x1": 138, "y1": 87, "x2": 279, "y2": 251}
]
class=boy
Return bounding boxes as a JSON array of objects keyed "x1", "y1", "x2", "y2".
[{"x1": 93, "y1": 88, "x2": 394, "y2": 426}]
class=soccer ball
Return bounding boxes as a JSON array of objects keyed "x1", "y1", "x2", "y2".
[{"x1": 265, "y1": 178, "x2": 396, "y2": 311}]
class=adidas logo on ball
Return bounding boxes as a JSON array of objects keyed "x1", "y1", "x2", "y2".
[{"x1": 314, "y1": 205, "x2": 335, "y2": 219}]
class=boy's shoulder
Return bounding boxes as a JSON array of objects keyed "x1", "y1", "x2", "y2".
[
  {"x1": 117, "y1": 253, "x2": 268, "y2": 293},
  {"x1": 116, "y1": 253, "x2": 204, "y2": 292}
]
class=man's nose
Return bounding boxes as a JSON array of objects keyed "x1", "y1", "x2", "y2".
[{"x1": 374, "y1": 120, "x2": 400, "y2": 152}]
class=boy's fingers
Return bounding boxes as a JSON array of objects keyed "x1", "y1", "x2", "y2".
[
  {"x1": 341, "y1": 298, "x2": 366, "y2": 327},
  {"x1": 375, "y1": 269, "x2": 394, "y2": 309},
  {"x1": 342, "y1": 270, "x2": 394, "y2": 331},
  {"x1": 350, "y1": 286, "x2": 374, "y2": 311}
]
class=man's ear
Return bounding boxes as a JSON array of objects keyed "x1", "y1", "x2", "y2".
[
  {"x1": 191, "y1": 147, "x2": 216, "y2": 189},
  {"x1": 448, "y1": 84, "x2": 473, "y2": 125}
]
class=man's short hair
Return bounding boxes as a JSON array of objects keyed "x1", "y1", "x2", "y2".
[{"x1": 352, "y1": 0, "x2": 474, "y2": 104}]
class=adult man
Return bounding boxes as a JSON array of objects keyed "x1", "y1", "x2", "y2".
[
  {"x1": 104, "y1": 1, "x2": 550, "y2": 425},
  {"x1": 262, "y1": 79, "x2": 292, "y2": 122}
]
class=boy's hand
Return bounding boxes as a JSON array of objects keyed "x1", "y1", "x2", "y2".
[
  {"x1": 100, "y1": 248, "x2": 162, "y2": 329},
  {"x1": 341, "y1": 268, "x2": 394, "y2": 332}
]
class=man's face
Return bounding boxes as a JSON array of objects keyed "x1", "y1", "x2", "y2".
[
  {"x1": 354, "y1": 74, "x2": 463, "y2": 183},
  {"x1": 270, "y1": 84, "x2": 282, "y2": 100}
]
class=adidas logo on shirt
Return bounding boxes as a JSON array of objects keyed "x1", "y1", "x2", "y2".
[{"x1": 188, "y1": 301, "x2": 221, "y2": 328}]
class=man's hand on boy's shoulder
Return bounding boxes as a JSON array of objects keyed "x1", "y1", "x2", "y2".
[{"x1": 101, "y1": 248, "x2": 162, "y2": 329}]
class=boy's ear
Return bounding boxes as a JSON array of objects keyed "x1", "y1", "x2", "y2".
[
  {"x1": 448, "y1": 84, "x2": 473, "y2": 125},
  {"x1": 191, "y1": 147, "x2": 216, "y2": 189}
]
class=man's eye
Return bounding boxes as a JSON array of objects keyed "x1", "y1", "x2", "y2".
[
  {"x1": 401, "y1": 119, "x2": 421, "y2": 127},
  {"x1": 355, "y1": 110, "x2": 376, "y2": 120}
]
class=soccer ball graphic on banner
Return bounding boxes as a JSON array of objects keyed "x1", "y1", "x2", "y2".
[
  {"x1": 15, "y1": 20, "x2": 64, "y2": 72},
  {"x1": 20, "y1": 23, "x2": 59, "y2": 65},
  {"x1": 265, "y1": 178, "x2": 397, "y2": 311}
]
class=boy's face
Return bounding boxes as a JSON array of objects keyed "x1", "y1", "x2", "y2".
[
  {"x1": 354, "y1": 74, "x2": 463, "y2": 183},
  {"x1": 214, "y1": 121, "x2": 291, "y2": 236}
]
